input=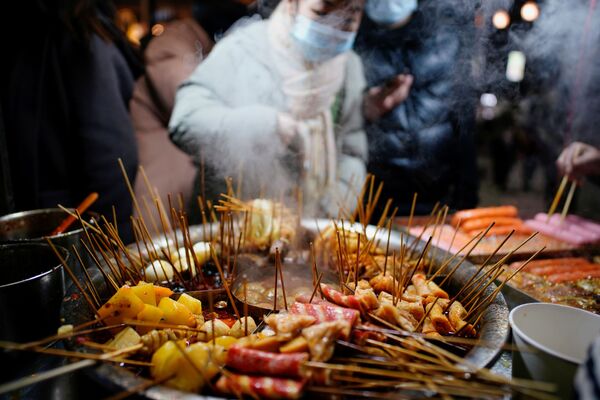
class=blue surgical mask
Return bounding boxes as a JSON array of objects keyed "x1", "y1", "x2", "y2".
[
  {"x1": 365, "y1": 0, "x2": 418, "y2": 26},
  {"x1": 291, "y1": 14, "x2": 356, "y2": 63}
]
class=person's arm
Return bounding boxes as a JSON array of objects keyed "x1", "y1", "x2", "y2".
[
  {"x1": 168, "y1": 36, "x2": 284, "y2": 180},
  {"x1": 67, "y1": 35, "x2": 139, "y2": 232},
  {"x1": 144, "y1": 19, "x2": 214, "y2": 115}
]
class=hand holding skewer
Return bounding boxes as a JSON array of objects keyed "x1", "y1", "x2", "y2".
[
  {"x1": 556, "y1": 141, "x2": 600, "y2": 181},
  {"x1": 549, "y1": 141, "x2": 600, "y2": 221}
]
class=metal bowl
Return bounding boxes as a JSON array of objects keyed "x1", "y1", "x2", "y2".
[
  {"x1": 0, "y1": 208, "x2": 96, "y2": 279},
  {"x1": 0, "y1": 243, "x2": 68, "y2": 343},
  {"x1": 63, "y1": 220, "x2": 509, "y2": 398}
]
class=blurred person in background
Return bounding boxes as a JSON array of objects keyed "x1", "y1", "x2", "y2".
[
  {"x1": 355, "y1": 0, "x2": 478, "y2": 215},
  {"x1": 0, "y1": 0, "x2": 143, "y2": 241},
  {"x1": 169, "y1": 0, "x2": 368, "y2": 217},
  {"x1": 131, "y1": 0, "x2": 252, "y2": 223}
]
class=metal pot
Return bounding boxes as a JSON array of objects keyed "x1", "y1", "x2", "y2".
[
  {"x1": 0, "y1": 208, "x2": 95, "y2": 279},
  {"x1": 0, "y1": 243, "x2": 68, "y2": 343}
]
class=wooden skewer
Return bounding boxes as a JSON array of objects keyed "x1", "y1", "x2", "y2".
[
  {"x1": 118, "y1": 158, "x2": 144, "y2": 225},
  {"x1": 243, "y1": 278, "x2": 249, "y2": 337},
  {"x1": 383, "y1": 218, "x2": 393, "y2": 276},
  {"x1": 444, "y1": 229, "x2": 515, "y2": 312},
  {"x1": 57, "y1": 205, "x2": 103, "y2": 236},
  {"x1": 71, "y1": 245, "x2": 101, "y2": 307},
  {"x1": 0, "y1": 359, "x2": 97, "y2": 395},
  {"x1": 309, "y1": 272, "x2": 324, "y2": 303},
  {"x1": 0, "y1": 343, "x2": 143, "y2": 394},
  {"x1": 547, "y1": 175, "x2": 568, "y2": 220},
  {"x1": 406, "y1": 192, "x2": 418, "y2": 235},
  {"x1": 442, "y1": 217, "x2": 461, "y2": 264},
  {"x1": 276, "y1": 248, "x2": 288, "y2": 311},
  {"x1": 355, "y1": 233, "x2": 361, "y2": 289},
  {"x1": 437, "y1": 223, "x2": 495, "y2": 288},
  {"x1": 464, "y1": 246, "x2": 546, "y2": 324},
  {"x1": 402, "y1": 236, "x2": 432, "y2": 293},
  {"x1": 459, "y1": 231, "x2": 540, "y2": 306},
  {"x1": 208, "y1": 247, "x2": 241, "y2": 321},
  {"x1": 273, "y1": 249, "x2": 279, "y2": 311},
  {"x1": 51, "y1": 193, "x2": 98, "y2": 236},
  {"x1": 46, "y1": 238, "x2": 100, "y2": 318},
  {"x1": 560, "y1": 180, "x2": 577, "y2": 222}
]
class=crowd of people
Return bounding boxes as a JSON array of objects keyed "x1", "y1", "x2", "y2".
[{"x1": 1, "y1": 0, "x2": 599, "y2": 239}]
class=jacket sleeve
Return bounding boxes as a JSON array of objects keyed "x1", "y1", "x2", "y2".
[
  {"x1": 67, "y1": 35, "x2": 138, "y2": 231},
  {"x1": 321, "y1": 52, "x2": 368, "y2": 217},
  {"x1": 168, "y1": 36, "x2": 284, "y2": 180},
  {"x1": 144, "y1": 19, "x2": 214, "y2": 117}
]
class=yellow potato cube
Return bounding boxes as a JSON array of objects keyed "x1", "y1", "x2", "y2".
[
  {"x1": 213, "y1": 335, "x2": 238, "y2": 349},
  {"x1": 159, "y1": 297, "x2": 196, "y2": 327},
  {"x1": 151, "y1": 341, "x2": 183, "y2": 382},
  {"x1": 98, "y1": 286, "x2": 145, "y2": 326},
  {"x1": 107, "y1": 326, "x2": 141, "y2": 350},
  {"x1": 136, "y1": 304, "x2": 164, "y2": 334},
  {"x1": 132, "y1": 282, "x2": 156, "y2": 306},
  {"x1": 151, "y1": 341, "x2": 217, "y2": 393},
  {"x1": 177, "y1": 293, "x2": 202, "y2": 315},
  {"x1": 154, "y1": 285, "x2": 174, "y2": 304}
]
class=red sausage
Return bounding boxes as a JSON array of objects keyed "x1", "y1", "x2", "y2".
[
  {"x1": 547, "y1": 269, "x2": 600, "y2": 283},
  {"x1": 226, "y1": 346, "x2": 308, "y2": 378},
  {"x1": 289, "y1": 302, "x2": 360, "y2": 328},
  {"x1": 451, "y1": 206, "x2": 518, "y2": 227},
  {"x1": 320, "y1": 284, "x2": 362, "y2": 311},
  {"x1": 216, "y1": 373, "x2": 305, "y2": 399}
]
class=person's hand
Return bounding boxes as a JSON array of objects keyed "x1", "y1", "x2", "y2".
[
  {"x1": 557, "y1": 141, "x2": 600, "y2": 181},
  {"x1": 363, "y1": 74, "x2": 413, "y2": 122},
  {"x1": 277, "y1": 113, "x2": 300, "y2": 146}
]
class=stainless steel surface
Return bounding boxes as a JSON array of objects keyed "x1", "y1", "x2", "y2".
[
  {"x1": 62, "y1": 220, "x2": 510, "y2": 398},
  {"x1": 0, "y1": 208, "x2": 95, "y2": 279}
]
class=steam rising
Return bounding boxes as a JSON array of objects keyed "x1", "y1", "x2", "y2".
[{"x1": 515, "y1": 0, "x2": 600, "y2": 147}]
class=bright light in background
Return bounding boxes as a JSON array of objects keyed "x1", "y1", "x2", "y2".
[
  {"x1": 506, "y1": 51, "x2": 526, "y2": 82},
  {"x1": 480, "y1": 93, "x2": 498, "y2": 108},
  {"x1": 151, "y1": 24, "x2": 165, "y2": 37},
  {"x1": 126, "y1": 23, "x2": 145, "y2": 45},
  {"x1": 521, "y1": 2, "x2": 540, "y2": 22},
  {"x1": 493, "y1": 10, "x2": 511, "y2": 29}
]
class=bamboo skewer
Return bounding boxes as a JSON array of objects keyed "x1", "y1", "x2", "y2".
[
  {"x1": 209, "y1": 247, "x2": 241, "y2": 321},
  {"x1": 406, "y1": 192, "x2": 418, "y2": 235},
  {"x1": 560, "y1": 180, "x2": 577, "y2": 222},
  {"x1": 437, "y1": 223, "x2": 495, "y2": 288},
  {"x1": 243, "y1": 278, "x2": 249, "y2": 336},
  {"x1": 276, "y1": 249, "x2": 288, "y2": 311},
  {"x1": 309, "y1": 272, "x2": 324, "y2": 303},
  {"x1": 0, "y1": 342, "x2": 143, "y2": 395},
  {"x1": 0, "y1": 359, "x2": 97, "y2": 395},
  {"x1": 46, "y1": 239, "x2": 100, "y2": 318},
  {"x1": 547, "y1": 175, "x2": 568, "y2": 220},
  {"x1": 443, "y1": 229, "x2": 515, "y2": 312}
]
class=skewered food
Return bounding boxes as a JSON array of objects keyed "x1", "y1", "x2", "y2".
[
  {"x1": 525, "y1": 213, "x2": 600, "y2": 245},
  {"x1": 216, "y1": 373, "x2": 305, "y2": 400}
]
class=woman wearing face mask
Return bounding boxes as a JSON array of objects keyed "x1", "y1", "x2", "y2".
[
  {"x1": 356, "y1": 0, "x2": 479, "y2": 216},
  {"x1": 169, "y1": 0, "x2": 367, "y2": 217}
]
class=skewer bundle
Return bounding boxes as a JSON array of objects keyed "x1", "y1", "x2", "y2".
[{"x1": 1, "y1": 170, "x2": 552, "y2": 399}]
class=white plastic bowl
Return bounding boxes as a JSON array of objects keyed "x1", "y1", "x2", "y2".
[{"x1": 509, "y1": 303, "x2": 600, "y2": 398}]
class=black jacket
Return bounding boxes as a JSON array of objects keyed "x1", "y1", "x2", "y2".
[
  {"x1": 356, "y1": 2, "x2": 478, "y2": 214},
  {"x1": 0, "y1": 4, "x2": 142, "y2": 240}
]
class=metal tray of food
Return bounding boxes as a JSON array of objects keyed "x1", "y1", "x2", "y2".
[{"x1": 61, "y1": 219, "x2": 510, "y2": 398}]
